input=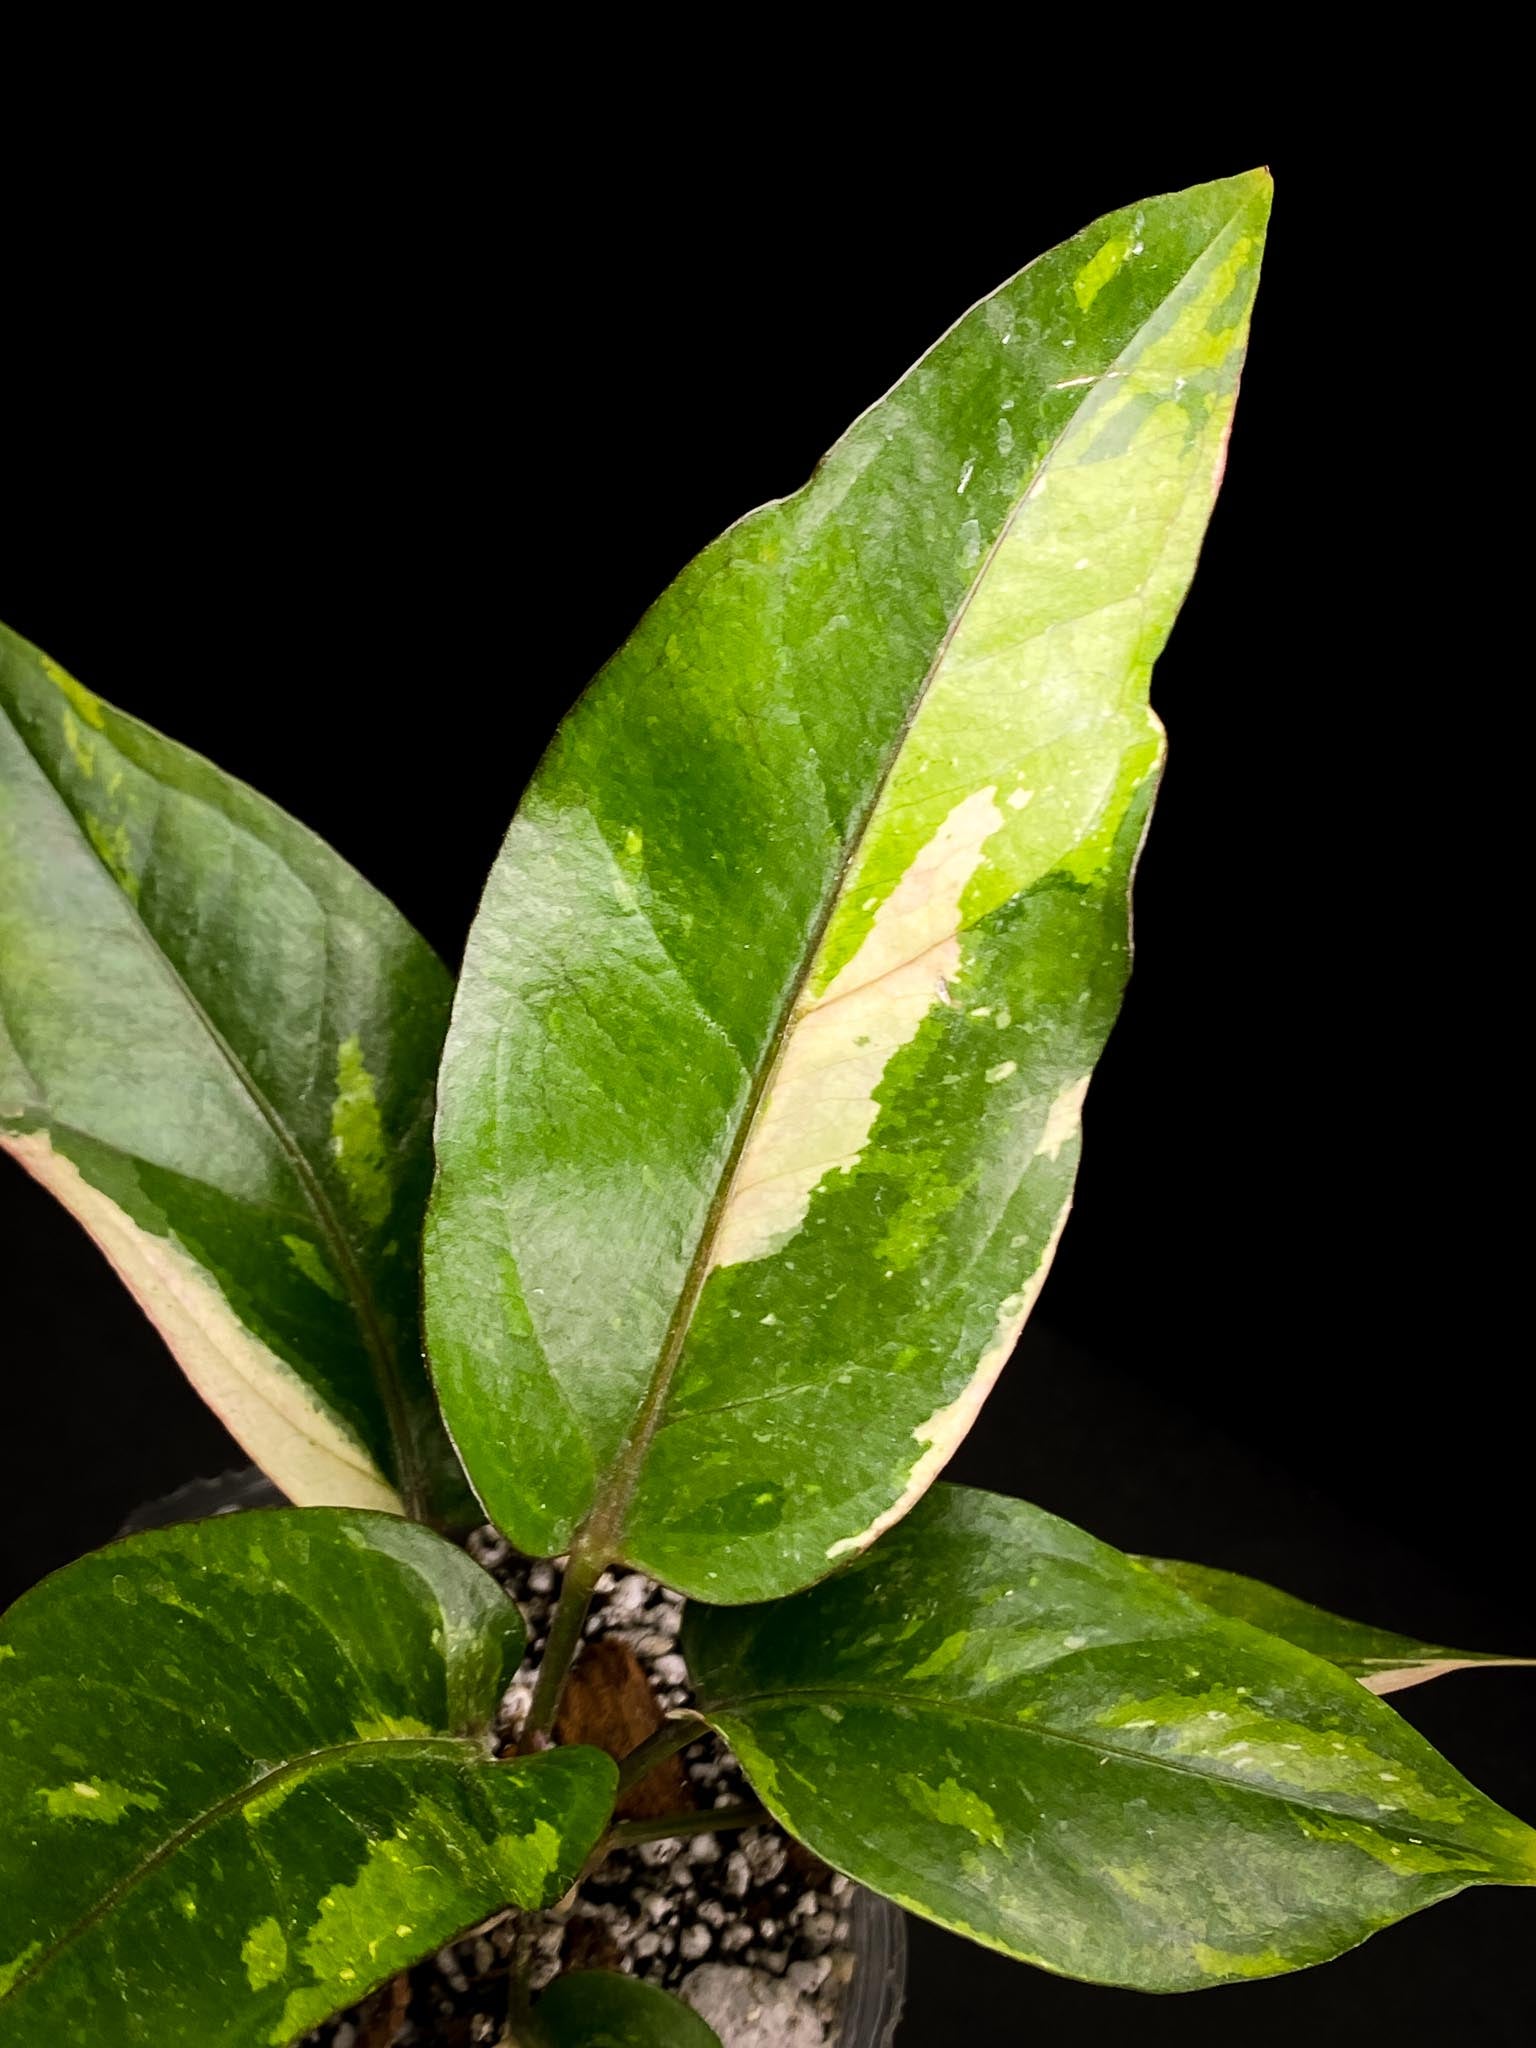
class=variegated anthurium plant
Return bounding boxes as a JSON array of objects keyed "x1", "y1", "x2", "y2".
[{"x1": 1, "y1": 169, "x2": 1531, "y2": 2047}]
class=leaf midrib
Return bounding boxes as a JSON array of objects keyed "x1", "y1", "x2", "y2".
[
  {"x1": 1, "y1": 1734, "x2": 485, "y2": 2007},
  {"x1": 2, "y1": 701, "x2": 422, "y2": 1511},
  {"x1": 706, "y1": 1685, "x2": 1526, "y2": 1876},
  {"x1": 576, "y1": 196, "x2": 1258, "y2": 1563}
]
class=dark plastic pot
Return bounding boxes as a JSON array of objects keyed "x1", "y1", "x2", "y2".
[{"x1": 118, "y1": 1470, "x2": 908, "y2": 2046}]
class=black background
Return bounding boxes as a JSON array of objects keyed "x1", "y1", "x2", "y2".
[{"x1": 3, "y1": 105, "x2": 1529, "y2": 2044}]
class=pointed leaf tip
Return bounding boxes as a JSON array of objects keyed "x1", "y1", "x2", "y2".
[{"x1": 1140, "y1": 1555, "x2": 1536, "y2": 1696}]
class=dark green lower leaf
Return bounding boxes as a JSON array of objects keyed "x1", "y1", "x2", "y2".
[
  {"x1": 686, "y1": 1487, "x2": 1536, "y2": 1991},
  {"x1": 1139, "y1": 1557, "x2": 1536, "y2": 1694},
  {"x1": 0, "y1": 1512, "x2": 616, "y2": 2043},
  {"x1": 536, "y1": 1969, "x2": 723, "y2": 2046}
]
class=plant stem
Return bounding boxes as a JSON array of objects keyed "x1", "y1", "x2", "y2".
[
  {"x1": 616, "y1": 1711, "x2": 707, "y2": 1797},
  {"x1": 607, "y1": 1803, "x2": 767, "y2": 1850},
  {"x1": 500, "y1": 1913, "x2": 547, "y2": 2047},
  {"x1": 519, "y1": 1545, "x2": 604, "y2": 1751}
]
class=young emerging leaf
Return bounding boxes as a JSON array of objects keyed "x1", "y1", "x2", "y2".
[
  {"x1": 0, "y1": 1512, "x2": 616, "y2": 2043},
  {"x1": 0, "y1": 624, "x2": 458, "y2": 1518},
  {"x1": 536, "y1": 1969, "x2": 723, "y2": 2046},
  {"x1": 685, "y1": 1487, "x2": 1536, "y2": 1991},
  {"x1": 426, "y1": 170, "x2": 1271, "y2": 1600},
  {"x1": 1140, "y1": 1557, "x2": 1536, "y2": 1694}
]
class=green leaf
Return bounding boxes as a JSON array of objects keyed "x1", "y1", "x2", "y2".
[
  {"x1": 1139, "y1": 1556, "x2": 1536, "y2": 1695},
  {"x1": 536, "y1": 1970, "x2": 723, "y2": 2047},
  {"x1": 426, "y1": 170, "x2": 1271, "y2": 1601},
  {"x1": 0, "y1": 621, "x2": 459, "y2": 1517},
  {"x1": 685, "y1": 1486, "x2": 1536, "y2": 1991},
  {"x1": 0, "y1": 1510, "x2": 616, "y2": 2044}
]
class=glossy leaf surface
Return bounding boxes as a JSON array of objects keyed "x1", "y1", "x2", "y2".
[
  {"x1": 686, "y1": 1487, "x2": 1535, "y2": 1990},
  {"x1": 0, "y1": 622, "x2": 457, "y2": 1515},
  {"x1": 536, "y1": 1969, "x2": 723, "y2": 2046},
  {"x1": 1141, "y1": 1556, "x2": 1536, "y2": 1694},
  {"x1": 426, "y1": 171, "x2": 1271, "y2": 1600},
  {"x1": 0, "y1": 1511, "x2": 616, "y2": 2044}
]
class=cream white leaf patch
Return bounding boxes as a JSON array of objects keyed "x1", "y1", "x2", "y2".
[
  {"x1": 714, "y1": 788, "x2": 1004, "y2": 1272},
  {"x1": 3, "y1": 1131, "x2": 398, "y2": 1512}
]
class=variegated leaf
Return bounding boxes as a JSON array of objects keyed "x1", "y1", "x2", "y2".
[
  {"x1": 685, "y1": 1487, "x2": 1536, "y2": 1990},
  {"x1": 1140, "y1": 1557, "x2": 1536, "y2": 1694},
  {"x1": 426, "y1": 170, "x2": 1271, "y2": 1600},
  {"x1": 0, "y1": 1511, "x2": 616, "y2": 2043},
  {"x1": 0, "y1": 622, "x2": 460, "y2": 1517}
]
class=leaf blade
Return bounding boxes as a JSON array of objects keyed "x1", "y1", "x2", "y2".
[
  {"x1": 427, "y1": 170, "x2": 1272, "y2": 1599},
  {"x1": 1139, "y1": 1557, "x2": 1536, "y2": 1694},
  {"x1": 0, "y1": 1511, "x2": 616, "y2": 2042},
  {"x1": 0, "y1": 624, "x2": 458, "y2": 1515},
  {"x1": 685, "y1": 1487, "x2": 1536, "y2": 1990},
  {"x1": 537, "y1": 1969, "x2": 724, "y2": 2046}
]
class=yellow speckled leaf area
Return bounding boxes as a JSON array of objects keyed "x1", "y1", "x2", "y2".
[
  {"x1": 0, "y1": 1512, "x2": 615, "y2": 2045},
  {"x1": 688, "y1": 1488, "x2": 1536, "y2": 1990}
]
